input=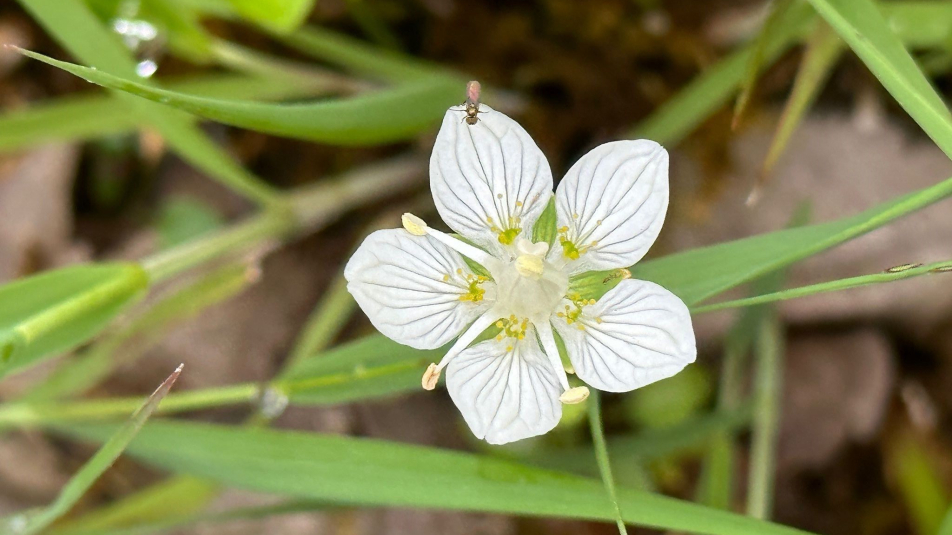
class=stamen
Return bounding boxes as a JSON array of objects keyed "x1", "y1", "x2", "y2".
[
  {"x1": 402, "y1": 213, "x2": 428, "y2": 236},
  {"x1": 560, "y1": 386, "x2": 590, "y2": 404},
  {"x1": 535, "y1": 321, "x2": 571, "y2": 392},
  {"x1": 402, "y1": 213, "x2": 498, "y2": 270},
  {"x1": 421, "y1": 363, "x2": 441, "y2": 390},
  {"x1": 432, "y1": 312, "x2": 499, "y2": 373}
]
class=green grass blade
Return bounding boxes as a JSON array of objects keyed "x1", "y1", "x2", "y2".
[
  {"x1": 733, "y1": 0, "x2": 796, "y2": 130},
  {"x1": 887, "y1": 429, "x2": 951, "y2": 535},
  {"x1": 18, "y1": 49, "x2": 461, "y2": 145},
  {"x1": 18, "y1": 0, "x2": 281, "y2": 206},
  {"x1": 588, "y1": 391, "x2": 628, "y2": 535},
  {"x1": 48, "y1": 477, "x2": 220, "y2": 535},
  {"x1": 280, "y1": 335, "x2": 441, "y2": 404},
  {"x1": 758, "y1": 21, "x2": 845, "y2": 184},
  {"x1": 56, "y1": 420, "x2": 817, "y2": 535},
  {"x1": 24, "y1": 262, "x2": 255, "y2": 402},
  {"x1": 633, "y1": 174, "x2": 952, "y2": 306},
  {"x1": 0, "y1": 73, "x2": 344, "y2": 153},
  {"x1": 279, "y1": 25, "x2": 446, "y2": 82},
  {"x1": 804, "y1": 0, "x2": 952, "y2": 160},
  {"x1": 0, "y1": 263, "x2": 148, "y2": 380},
  {"x1": 54, "y1": 499, "x2": 329, "y2": 535},
  {"x1": 693, "y1": 259, "x2": 952, "y2": 313},
  {"x1": 221, "y1": 0, "x2": 314, "y2": 33},
  {"x1": 532, "y1": 408, "x2": 751, "y2": 477},
  {"x1": 746, "y1": 314, "x2": 784, "y2": 519},
  {"x1": 5, "y1": 366, "x2": 182, "y2": 535},
  {"x1": 632, "y1": 2, "x2": 814, "y2": 145}
]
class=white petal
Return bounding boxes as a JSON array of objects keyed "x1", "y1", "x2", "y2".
[
  {"x1": 555, "y1": 279, "x2": 696, "y2": 393},
  {"x1": 345, "y1": 229, "x2": 493, "y2": 350},
  {"x1": 430, "y1": 105, "x2": 553, "y2": 257},
  {"x1": 553, "y1": 140, "x2": 668, "y2": 273},
  {"x1": 446, "y1": 330, "x2": 562, "y2": 444}
]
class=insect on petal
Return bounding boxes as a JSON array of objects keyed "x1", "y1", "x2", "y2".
[
  {"x1": 345, "y1": 229, "x2": 494, "y2": 350},
  {"x1": 446, "y1": 330, "x2": 563, "y2": 444},
  {"x1": 430, "y1": 105, "x2": 553, "y2": 257},
  {"x1": 553, "y1": 140, "x2": 668, "y2": 274},
  {"x1": 555, "y1": 279, "x2": 695, "y2": 393}
]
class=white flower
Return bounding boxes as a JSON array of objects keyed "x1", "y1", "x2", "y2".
[{"x1": 345, "y1": 104, "x2": 696, "y2": 445}]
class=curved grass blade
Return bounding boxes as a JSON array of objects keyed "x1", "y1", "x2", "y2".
[
  {"x1": 732, "y1": 0, "x2": 796, "y2": 130},
  {"x1": 633, "y1": 172, "x2": 952, "y2": 306},
  {"x1": 17, "y1": 49, "x2": 461, "y2": 145},
  {"x1": 804, "y1": 0, "x2": 952, "y2": 160},
  {"x1": 3, "y1": 365, "x2": 182, "y2": 535},
  {"x1": 0, "y1": 263, "x2": 149, "y2": 380},
  {"x1": 0, "y1": 73, "x2": 343, "y2": 153},
  {"x1": 57, "y1": 420, "x2": 816, "y2": 535},
  {"x1": 17, "y1": 0, "x2": 280, "y2": 207}
]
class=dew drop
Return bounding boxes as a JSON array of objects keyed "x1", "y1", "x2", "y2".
[
  {"x1": 135, "y1": 59, "x2": 157, "y2": 78},
  {"x1": 257, "y1": 387, "x2": 289, "y2": 419}
]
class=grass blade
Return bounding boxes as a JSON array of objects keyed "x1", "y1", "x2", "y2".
[
  {"x1": 633, "y1": 171, "x2": 952, "y2": 306},
  {"x1": 588, "y1": 391, "x2": 628, "y2": 535},
  {"x1": 5, "y1": 365, "x2": 183, "y2": 535},
  {"x1": 0, "y1": 73, "x2": 343, "y2": 153},
  {"x1": 17, "y1": 49, "x2": 461, "y2": 145},
  {"x1": 0, "y1": 263, "x2": 148, "y2": 380},
  {"x1": 804, "y1": 0, "x2": 952, "y2": 160},
  {"x1": 693, "y1": 259, "x2": 952, "y2": 313},
  {"x1": 56, "y1": 420, "x2": 817, "y2": 535},
  {"x1": 632, "y1": 1, "x2": 814, "y2": 145},
  {"x1": 17, "y1": 0, "x2": 281, "y2": 207},
  {"x1": 755, "y1": 21, "x2": 845, "y2": 198},
  {"x1": 733, "y1": 0, "x2": 796, "y2": 130},
  {"x1": 24, "y1": 262, "x2": 256, "y2": 402}
]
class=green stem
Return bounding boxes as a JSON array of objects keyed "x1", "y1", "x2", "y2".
[
  {"x1": 0, "y1": 384, "x2": 258, "y2": 431},
  {"x1": 692, "y1": 259, "x2": 952, "y2": 314},
  {"x1": 746, "y1": 315, "x2": 784, "y2": 519},
  {"x1": 587, "y1": 391, "x2": 628, "y2": 535},
  {"x1": 141, "y1": 156, "x2": 426, "y2": 283}
]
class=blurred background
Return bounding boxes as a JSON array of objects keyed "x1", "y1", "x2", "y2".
[{"x1": 2, "y1": 0, "x2": 952, "y2": 534}]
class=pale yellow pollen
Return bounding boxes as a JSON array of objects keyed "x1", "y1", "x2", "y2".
[
  {"x1": 515, "y1": 201, "x2": 523, "y2": 207},
  {"x1": 442, "y1": 274, "x2": 450, "y2": 282},
  {"x1": 497, "y1": 193, "x2": 503, "y2": 199},
  {"x1": 422, "y1": 363, "x2": 441, "y2": 390},
  {"x1": 560, "y1": 386, "x2": 590, "y2": 404},
  {"x1": 402, "y1": 213, "x2": 428, "y2": 236},
  {"x1": 515, "y1": 254, "x2": 544, "y2": 279}
]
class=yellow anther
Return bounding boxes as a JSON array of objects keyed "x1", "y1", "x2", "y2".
[
  {"x1": 402, "y1": 213, "x2": 428, "y2": 236},
  {"x1": 515, "y1": 201, "x2": 523, "y2": 207},
  {"x1": 442, "y1": 274, "x2": 450, "y2": 282},
  {"x1": 497, "y1": 193, "x2": 503, "y2": 199},
  {"x1": 560, "y1": 386, "x2": 590, "y2": 404},
  {"x1": 515, "y1": 254, "x2": 544, "y2": 279},
  {"x1": 422, "y1": 363, "x2": 441, "y2": 390}
]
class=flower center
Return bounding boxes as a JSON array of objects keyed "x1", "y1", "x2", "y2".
[{"x1": 490, "y1": 239, "x2": 568, "y2": 323}]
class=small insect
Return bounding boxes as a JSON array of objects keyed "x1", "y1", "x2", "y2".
[
  {"x1": 884, "y1": 262, "x2": 922, "y2": 273},
  {"x1": 930, "y1": 264, "x2": 952, "y2": 273},
  {"x1": 461, "y1": 80, "x2": 484, "y2": 125}
]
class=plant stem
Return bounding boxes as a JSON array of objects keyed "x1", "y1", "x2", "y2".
[
  {"x1": 746, "y1": 314, "x2": 784, "y2": 519},
  {"x1": 0, "y1": 384, "x2": 258, "y2": 431},
  {"x1": 587, "y1": 391, "x2": 628, "y2": 535},
  {"x1": 141, "y1": 155, "x2": 426, "y2": 283}
]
